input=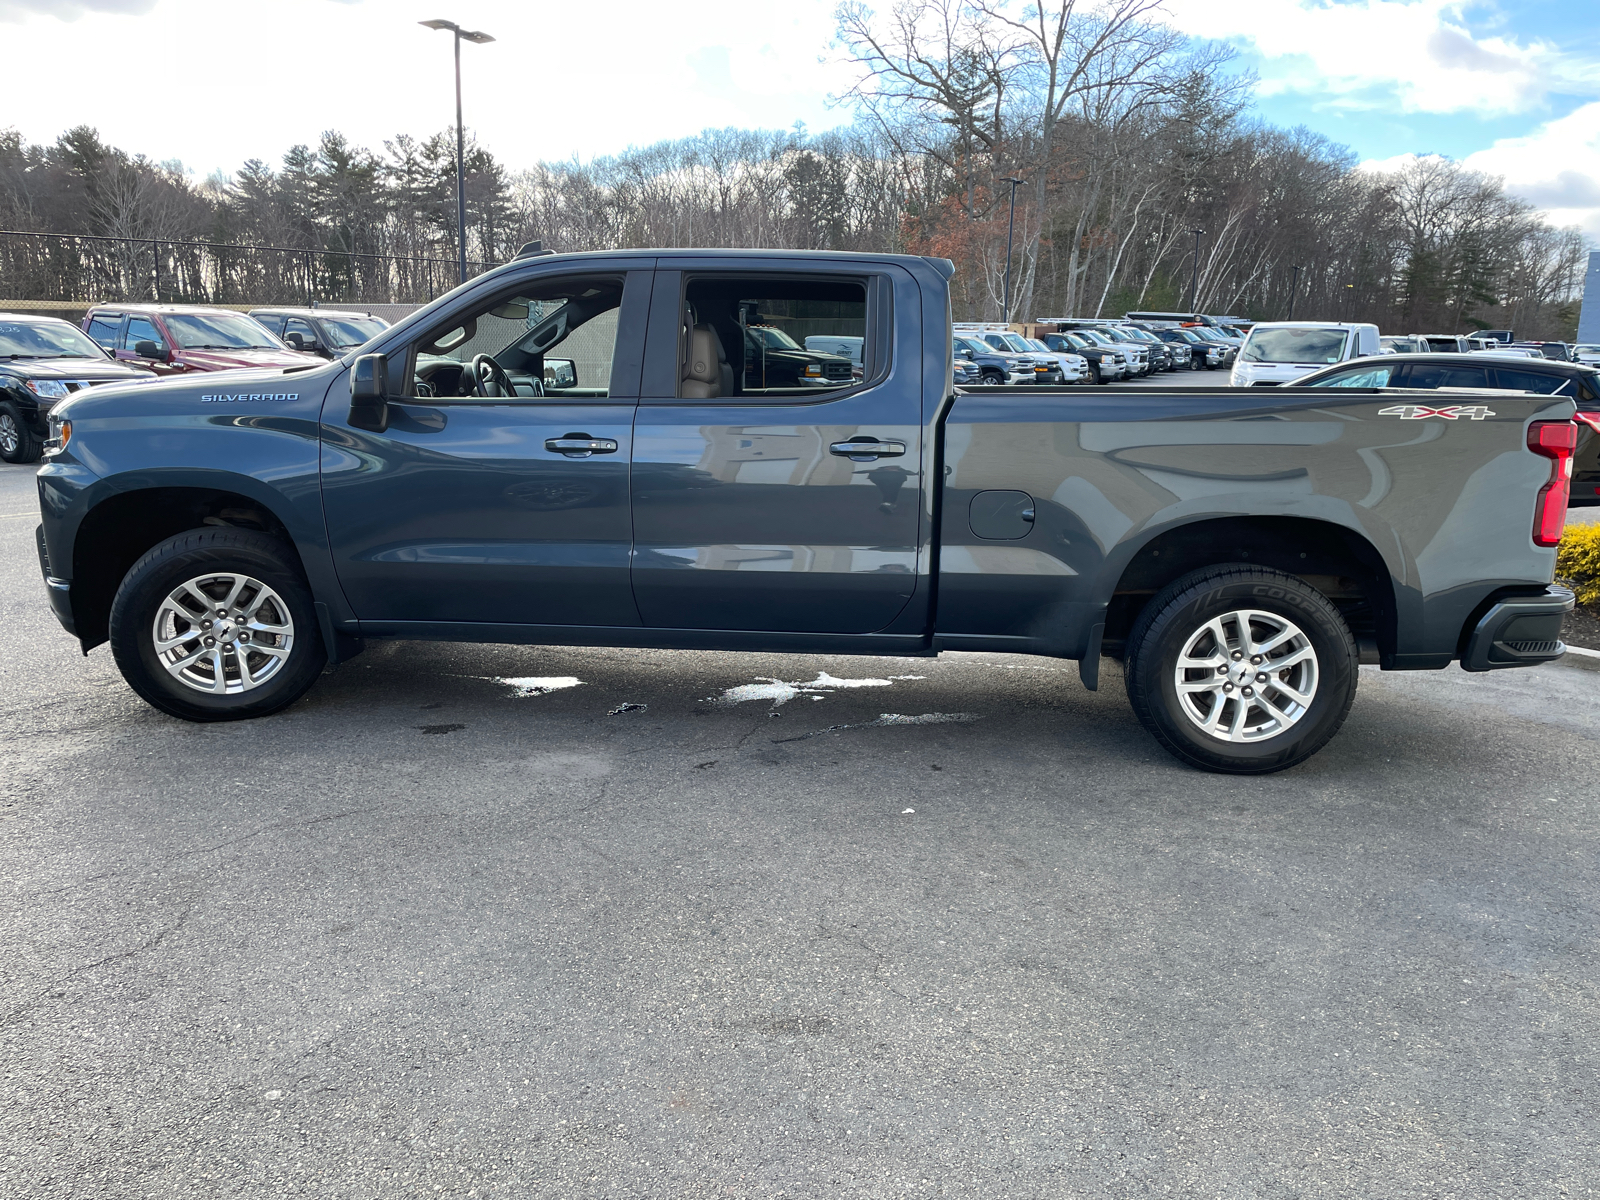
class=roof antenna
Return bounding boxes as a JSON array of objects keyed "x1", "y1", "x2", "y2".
[{"x1": 515, "y1": 240, "x2": 554, "y2": 259}]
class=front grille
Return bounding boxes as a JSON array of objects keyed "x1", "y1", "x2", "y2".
[{"x1": 823, "y1": 362, "x2": 852, "y2": 380}]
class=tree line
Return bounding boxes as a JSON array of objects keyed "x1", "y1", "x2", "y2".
[{"x1": 0, "y1": 0, "x2": 1587, "y2": 336}]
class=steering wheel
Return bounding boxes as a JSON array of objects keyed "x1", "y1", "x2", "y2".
[{"x1": 470, "y1": 353, "x2": 515, "y2": 399}]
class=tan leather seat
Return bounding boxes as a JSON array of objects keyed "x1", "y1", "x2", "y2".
[{"x1": 682, "y1": 323, "x2": 733, "y2": 399}]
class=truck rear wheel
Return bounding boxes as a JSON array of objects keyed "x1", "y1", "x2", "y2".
[
  {"x1": 1124, "y1": 565, "x2": 1357, "y2": 774},
  {"x1": 109, "y1": 528, "x2": 327, "y2": 722}
]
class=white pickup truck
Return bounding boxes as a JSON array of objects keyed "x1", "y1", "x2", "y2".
[{"x1": 1230, "y1": 322, "x2": 1380, "y2": 386}]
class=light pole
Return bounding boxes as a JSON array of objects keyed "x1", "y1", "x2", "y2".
[
  {"x1": 421, "y1": 18, "x2": 495, "y2": 286},
  {"x1": 1187, "y1": 228, "x2": 1204, "y2": 314},
  {"x1": 1001, "y1": 177, "x2": 1023, "y2": 323},
  {"x1": 1287, "y1": 264, "x2": 1301, "y2": 321}
]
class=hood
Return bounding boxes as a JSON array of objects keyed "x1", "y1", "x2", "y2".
[
  {"x1": 4, "y1": 356, "x2": 154, "y2": 381},
  {"x1": 176, "y1": 347, "x2": 323, "y2": 371}
]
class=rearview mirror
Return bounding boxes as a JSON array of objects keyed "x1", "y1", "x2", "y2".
[
  {"x1": 348, "y1": 354, "x2": 389, "y2": 433},
  {"x1": 543, "y1": 358, "x2": 577, "y2": 389},
  {"x1": 134, "y1": 339, "x2": 169, "y2": 362}
]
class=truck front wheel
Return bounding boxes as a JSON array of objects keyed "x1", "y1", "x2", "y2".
[
  {"x1": 1124, "y1": 565, "x2": 1357, "y2": 774},
  {"x1": 109, "y1": 528, "x2": 327, "y2": 722},
  {"x1": 0, "y1": 404, "x2": 40, "y2": 463}
]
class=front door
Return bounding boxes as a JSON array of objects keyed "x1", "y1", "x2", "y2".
[
  {"x1": 321, "y1": 266, "x2": 651, "y2": 628},
  {"x1": 630, "y1": 264, "x2": 926, "y2": 634}
]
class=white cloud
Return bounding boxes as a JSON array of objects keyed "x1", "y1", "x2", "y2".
[
  {"x1": 1355, "y1": 103, "x2": 1600, "y2": 239},
  {"x1": 0, "y1": 0, "x2": 154, "y2": 19},
  {"x1": 0, "y1": 0, "x2": 855, "y2": 178},
  {"x1": 1164, "y1": 0, "x2": 1569, "y2": 117}
]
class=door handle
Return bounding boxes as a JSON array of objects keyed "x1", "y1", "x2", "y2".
[
  {"x1": 829, "y1": 438, "x2": 906, "y2": 462},
  {"x1": 545, "y1": 435, "x2": 619, "y2": 458}
]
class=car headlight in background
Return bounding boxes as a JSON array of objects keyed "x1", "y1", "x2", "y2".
[{"x1": 24, "y1": 379, "x2": 71, "y2": 399}]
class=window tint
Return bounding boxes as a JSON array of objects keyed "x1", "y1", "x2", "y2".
[
  {"x1": 1307, "y1": 364, "x2": 1398, "y2": 388},
  {"x1": 283, "y1": 318, "x2": 317, "y2": 348},
  {"x1": 86, "y1": 315, "x2": 121, "y2": 347},
  {"x1": 1402, "y1": 364, "x2": 1489, "y2": 390},
  {"x1": 681, "y1": 276, "x2": 867, "y2": 399},
  {"x1": 123, "y1": 316, "x2": 161, "y2": 350},
  {"x1": 1492, "y1": 368, "x2": 1570, "y2": 395},
  {"x1": 411, "y1": 275, "x2": 625, "y2": 401}
]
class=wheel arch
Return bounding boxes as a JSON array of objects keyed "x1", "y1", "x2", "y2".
[
  {"x1": 1098, "y1": 514, "x2": 1399, "y2": 664},
  {"x1": 70, "y1": 482, "x2": 313, "y2": 652}
]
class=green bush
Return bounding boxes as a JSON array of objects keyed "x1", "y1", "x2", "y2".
[{"x1": 1558, "y1": 522, "x2": 1600, "y2": 608}]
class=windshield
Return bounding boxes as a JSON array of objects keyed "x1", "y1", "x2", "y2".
[
  {"x1": 1304, "y1": 364, "x2": 1398, "y2": 388},
  {"x1": 747, "y1": 325, "x2": 802, "y2": 351},
  {"x1": 320, "y1": 315, "x2": 388, "y2": 349},
  {"x1": 164, "y1": 312, "x2": 285, "y2": 351},
  {"x1": 1242, "y1": 327, "x2": 1349, "y2": 364},
  {"x1": 955, "y1": 336, "x2": 987, "y2": 355},
  {"x1": 992, "y1": 333, "x2": 1029, "y2": 353},
  {"x1": 1025, "y1": 338, "x2": 1054, "y2": 353},
  {"x1": 1171, "y1": 330, "x2": 1201, "y2": 344},
  {"x1": 0, "y1": 319, "x2": 106, "y2": 359}
]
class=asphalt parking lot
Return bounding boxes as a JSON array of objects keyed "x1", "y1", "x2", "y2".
[{"x1": 3, "y1": 455, "x2": 1598, "y2": 1199}]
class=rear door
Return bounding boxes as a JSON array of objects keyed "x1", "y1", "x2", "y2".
[{"x1": 630, "y1": 261, "x2": 926, "y2": 633}]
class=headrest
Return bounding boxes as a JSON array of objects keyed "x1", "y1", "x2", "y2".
[{"x1": 684, "y1": 324, "x2": 724, "y2": 384}]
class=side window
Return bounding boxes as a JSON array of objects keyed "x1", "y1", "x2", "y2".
[
  {"x1": 408, "y1": 274, "x2": 625, "y2": 402},
  {"x1": 1492, "y1": 368, "x2": 1570, "y2": 395},
  {"x1": 1313, "y1": 364, "x2": 1397, "y2": 388},
  {"x1": 123, "y1": 316, "x2": 161, "y2": 351},
  {"x1": 680, "y1": 276, "x2": 869, "y2": 399},
  {"x1": 254, "y1": 314, "x2": 285, "y2": 336},
  {"x1": 1402, "y1": 364, "x2": 1489, "y2": 390},
  {"x1": 86, "y1": 315, "x2": 121, "y2": 347},
  {"x1": 283, "y1": 318, "x2": 316, "y2": 349}
]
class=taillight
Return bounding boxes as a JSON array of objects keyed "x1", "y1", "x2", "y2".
[{"x1": 1528, "y1": 420, "x2": 1577, "y2": 547}]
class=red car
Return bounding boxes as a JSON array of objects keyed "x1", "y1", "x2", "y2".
[{"x1": 81, "y1": 304, "x2": 322, "y2": 375}]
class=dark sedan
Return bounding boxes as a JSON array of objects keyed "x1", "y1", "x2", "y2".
[{"x1": 1, "y1": 313, "x2": 154, "y2": 463}]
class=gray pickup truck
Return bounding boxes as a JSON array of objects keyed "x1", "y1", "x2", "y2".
[{"x1": 33, "y1": 249, "x2": 1578, "y2": 774}]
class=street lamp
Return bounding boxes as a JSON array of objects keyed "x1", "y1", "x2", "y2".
[
  {"x1": 1001, "y1": 177, "x2": 1023, "y2": 323},
  {"x1": 1187, "y1": 228, "x2": 1204, "y2": 314},
  {"x1": 420, "y1": 18, "x2": 495, "y2": 286}
]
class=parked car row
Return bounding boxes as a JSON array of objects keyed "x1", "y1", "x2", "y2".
[{"x1": 0, "y1": 304, "x2": 389, "y2": 463}]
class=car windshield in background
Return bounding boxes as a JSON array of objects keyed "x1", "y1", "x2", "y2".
[
  {"x1": 164, "y1": 313, "x2": 282, "y2": 350},
  {"x1": 320, "y1": 316, "x2": 387, "y2": 348},
  {"x1": 1303, "y1": 364, "x2": 1399, "y2": 387},
  {"x1": 1243, "y1": 327, "x2": 1349, "y2": 364},
  {"x1": 748, "y1": 326, "x2": 803, "y2": 351},
  {"x1": 0, "y1": 320, "x2": 104, "y2": 359},
  {"x1": 955, "y1": 337, "x2": 988, "y2": 355}
]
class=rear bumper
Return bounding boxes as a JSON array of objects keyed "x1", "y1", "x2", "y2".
[{"x1": 1459, "y1": 586, "x2": 1573, "y2": 672}]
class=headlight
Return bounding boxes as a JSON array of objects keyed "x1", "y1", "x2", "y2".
[
  {"x1": 43, "y1": 417, "x2": 71, "y2": 457},
  {"x1": 25, "y1": 379, "x2": 71, "y2": 399},
  {"x1": 804, "y1": 364, "x2": 822, "y2": 377}
]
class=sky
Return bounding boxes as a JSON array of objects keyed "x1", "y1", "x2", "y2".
[{"x1": 1, "y1": 0, "x2": 1596, "y2": 240}]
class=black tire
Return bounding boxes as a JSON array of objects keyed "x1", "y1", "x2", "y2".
[
  {"x1": 1124, "y1": 565, "x2": 1357, "y2": 774},
  {"x1": 109, "y1": 528, "x2": 327, "y2": 722},
  {"x1": 980, "y1": 368, "x2": 1005, "y2": 386},
  {"x1": 0, "y1": 403, "x2": 41, "y2": 464},
  {"x1": 1088, "y1": 362, "x2": 1104, "y2": 385}
]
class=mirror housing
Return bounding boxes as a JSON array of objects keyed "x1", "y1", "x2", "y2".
[
  {"x1": 134, "y1": 339, "x2": 169, "y2": 362},
  {"x1": 543, "y1": 358, "x2": 577, "y2": 389},
  {"x1": 348, "y1": 354, "x2": 389, "y2": 433}
]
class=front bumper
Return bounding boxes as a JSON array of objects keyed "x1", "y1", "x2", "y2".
[
  {"x1": 1460, "y1": 586, "x2": 1573, "y2": 672},
  {"x1": 36, "y1": 523, "x2": 75, "y2": 635}
]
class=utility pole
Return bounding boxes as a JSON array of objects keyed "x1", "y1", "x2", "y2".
[
  {"x1": 1288, "y1": 264, "x2": 1301, "y2": 321},
  {"x1": 1001, "y1": 177, "x2": 1023, "y2": 323},
  {"x1": 1188, "y1": 228, "x2": 1204, "y2": 314},
  {"x1": 421, "y1": 19, "x2": 495, "y2": 286}
]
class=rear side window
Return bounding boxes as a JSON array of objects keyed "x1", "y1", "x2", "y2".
[
  {"x1": 1401, "y1": 364, "x2": 1489, "y2": 390},
  {"x1": 254, "y1": 313, "x2": 286, "y2": 336},
  {"x1": 86, "y1": 315, "x2": 121, "y2": 347},
  {"x1": 681, "y1": 276, "x2": 869, "y2": 399},
  {"x1": 1492, "y1": 368, "x2": 1570, "y2": 394}
]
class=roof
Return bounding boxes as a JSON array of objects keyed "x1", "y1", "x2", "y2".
[
  {"x1": 247, "y1": 306, "x2": 381, "y2": 318},
  {"x1": 85, "y1": 302, "x2": 256, "y2": 316},
  {"x1": 1354, "y1": 352, "x2": 1594, "y2": 372}
]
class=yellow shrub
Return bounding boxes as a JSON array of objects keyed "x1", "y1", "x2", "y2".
[{"x1": 1557, "y1": 522, "x2": 1600, "y2": 608}]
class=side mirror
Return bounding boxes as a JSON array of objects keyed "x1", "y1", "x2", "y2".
[
  {"x1": 543, "y1": 358, "x2": 577, "y2": 389},
  {"x1": 348, "y1": 354, "x2": 389, "y2": 433},
  {"x1": 134, "y1": 339, "x2": 169, "y2": 362}
]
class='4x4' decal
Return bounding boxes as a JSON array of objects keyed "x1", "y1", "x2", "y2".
[{"x1": 1378, "y1": 403, "x2": 1496, "y2": 420}]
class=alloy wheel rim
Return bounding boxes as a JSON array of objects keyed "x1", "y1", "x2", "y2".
[
  {"x1": 0, "y1": 413, "x2": 17, "y2": 454},
  {"x1": 151, "y1": 572, "x2": 294, "y2": 695},
  {"x1": 1172, "y1": 608, "x2": 1319, "y2": 743}
]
